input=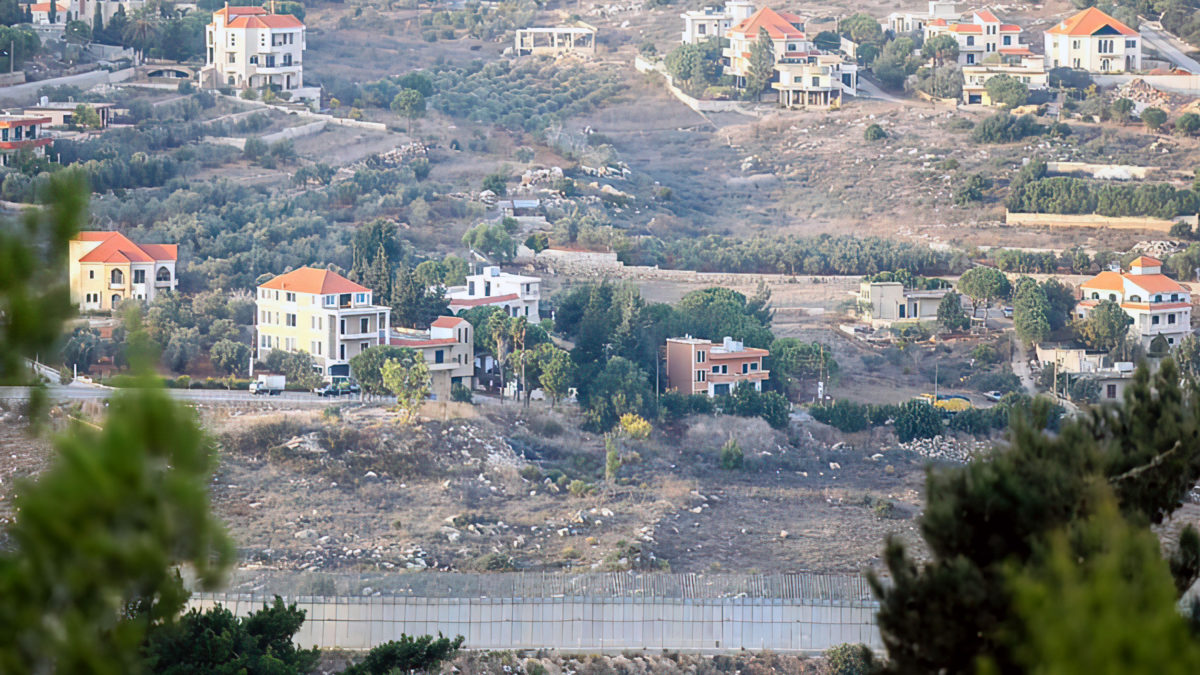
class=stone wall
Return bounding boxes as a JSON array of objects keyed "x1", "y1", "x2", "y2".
[{"x1": 1004, "y1": 210, "x2": 1196, "y2": 232}]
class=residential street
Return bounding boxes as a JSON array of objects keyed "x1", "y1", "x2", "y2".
[{"x1": 1140, "y1": 22, "x2": 1200, "y2": 73}]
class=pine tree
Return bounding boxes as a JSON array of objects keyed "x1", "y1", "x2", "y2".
[
  {"x1": 93, "y1": 4, "x2": 103, "y2": 34},
  {"x1": 744, "y1": 27, "x2": 775, "y2": 100}
]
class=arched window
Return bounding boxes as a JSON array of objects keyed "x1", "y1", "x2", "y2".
[
  {"x1": 1155, "y1": 295, "x2": 1163, "y2": 302},
  {"x1": 156, "y1": 266, "x2": 171, "y2": 282},
  {"x1": 1091, "y1": 292, "x2": 1100, "y2": 299},
  {"x1": 110, "y1": 269, "x2": 124, "y2": 285},
  {"x1": 111, "y1": 294, "x2": 121, "y2": 308},
  {"x1": 1108, "y1": 293, "x2": 1117, "y2": 301},
  {"x1": 1128, "y1": 295, "x2": 1141, "y2": 302}
]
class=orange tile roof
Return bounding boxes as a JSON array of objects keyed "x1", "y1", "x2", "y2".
[
  {"x1": 228, "y1": 13, "x2": 304, "y2": 28},
  {"x1": 259, "y1": 267, "x2": 370, "y2": 294},
  {"x1": 999, "y1": 23, "x2": 1022, "y2": 32},
  {"x1": 1080, "y1": 270, "x2": 1126, "y2": 293},
  {"x1": 30, "y1": 2, "x2": 67, "y2": 11},
  {"x1": 950, "y1": 24, "x2": 983, "y2": 33},
  {"x1": 214, "y1": 5, "x2": 268, "y2": 17},
  {"x1": 928, "y1": 18, "x2": 947, "y2": 26},
  {"x1": 431, "y1": 316, "x2": 469, "y2": 329},
  {"x1": 973, "y1": 9, "x2": 999, "y2": 23},
  {"x1": 1127, "y1": 274, "x2": 1184, "y2": 294},
  {"x1": 76, "y1": 232, "x2": 177, "y2": 263},
  {"x1": 1046, "y1": 7, "x2": 1136, "y2": 37},
  {"x1": 730, "y1": 7, "x2": 804, "y2": 40},
  {"x1": 1000, "y1": 47, "x2": 1034, "y2": 55},
  {"x1": 1130, "y1": 255, "x2": 1162, "y2": 267}
]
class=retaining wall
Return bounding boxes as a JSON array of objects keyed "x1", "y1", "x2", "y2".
[
  {"x1": 187, "y1": 593, "x2": 881, "y2": 653},
  {"x1": 634, "y1": 56, "x2": 758, "y2": 116}
]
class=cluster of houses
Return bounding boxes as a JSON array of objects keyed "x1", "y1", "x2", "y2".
[
  {"x1": 680, "y1": 0, "x2": 1143, "y2": 108},
  {"x1": 857, "y1": 254, "x2": 1191, "y2": 402},
  {"x1": 680, "y1": 1, "x2": 859, "y2": 109}
]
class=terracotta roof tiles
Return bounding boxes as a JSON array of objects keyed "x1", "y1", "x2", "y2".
[
  {"x1": 729, "y1": 6, "x2": 804, "y2": 40},
  {"x1": 259, "y1": 267, "x2": 370, "y2": 294},
  {"x1": 1046, "y1": 7, "x2": 1137, "y2": 37},
  {"x1": 76, "y1": 232, "x2": 177, "y2": 264}
]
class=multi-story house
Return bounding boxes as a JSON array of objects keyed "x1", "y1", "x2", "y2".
[
  {"x1": 69, "y1": 232, "x2": 178, "y2": 312},
  {"x1": 23, "y1": 100, "x2": 115, "y2": 129},
  {"x1": 255, "y1": 267, "x2": 392, "y2": 379},
  {"x1": 924, "y1": 9, "x2": 1025, "y2": 66},
  {"x1": 0, "y1": 114, "x2": 52, "y2": 166},
  {"x1": 1044, "y1": 7, "x2": 1140, "y2": 73},
  {"x1": 30, "y1": 2, "x2": 68, "y2": 24},
  {"x1": 962, "y1": 52, "x2": 1048, "y2": 104},
  {"x1": 74, "y1": 0, "x2": 147, "y2": 29},
  {"x1": 680, "y1": 0, "x2": 754, "y2": 44},
  {"x1": 514, "y1": 22, "x2": 597, "y2": 57},
  {"x1": 1075, "y1": 257, "x2": 1190, "y2": 349},
  {"x1": 858, "y1": 280, "x2": 950, "y2": 326},
  {"x1": 446, "y1": 266, "x2": 541, "y2": 320},
  {"x1": 774, "y1": 52, "x2": 858, "y2": 108},
  {"x1": 884, "y1": 0, "x2": 959, "y2": 35},
  {"x1": 722, "y1": 6, "x2": 857, "y2": 107},
  {"x1": 723, "y1": 7, "x2": 808, "y2": 88},
  {"x1": 388, "y1": 316, "x2": 474, "y2": 400},
  {"x1": 665, "y1": 336, "x2": 770, "y2": 397},
  {"x1": 202, "y1": 4, "x2": 311, "y2": 99}
]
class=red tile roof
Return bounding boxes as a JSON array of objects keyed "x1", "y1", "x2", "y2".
[
  {"x1": 1080, "y1": 270, "x2": 1126, "y2": 293},
  {"x1": 228, "y1": 13, "x2": 304, "y2": 28},
  {"x1": 259, "y1": 267, "x2": 369, "y2": 294},
  {"x1": 1130, "y1": 255, "x2": 1162, "y2": 267},
  {"x1": 76, "y1": 232, "x2": 177, "y2": 263},
  {"x1": 431, "y1": 316, "x2": 469, "y2": 329},
  {"x1": 973, "y1": 9, "x2": 999, "y2": 23},
  {"x1": 950, "y1": 24, "x2": 983, "y2": 33},
  {"x1": 1127, "y1": 274, "x2": 1184, "y2": 294},
  {"x1": 927, "y1": 18, "x2": 947, "y2": 26},
  {"x1": 729, "y1": 7, "x2": 804, "y2": 40},
  {"x1": 1046, "y1": 7, "x2": 1136, "y2": 36},
  {"x1": 1000, "y1": 23, "x2": 1022, "y2": 32},
  {"x1": 215, "y1": 5, "x2": 269, "y2": 16},
  {"x1": 29, "y1": 2, "x2": 67, "y2": 11}
]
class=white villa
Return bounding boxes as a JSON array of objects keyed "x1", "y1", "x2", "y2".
[
  {"x1": 1075, "y1": 257, "x2": 1190, "y2": 349},
  {"x1": 446, "y1": 266, "x2": 542, "y2": 320}
]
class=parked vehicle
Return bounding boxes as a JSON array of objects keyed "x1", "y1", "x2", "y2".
[
  {"x1": 984, "y1": 390, "x2": 1004, "y2": 402},
  {"x1": 314, "y1": 380, "x2": 361, "y2": 397},
  {"x1": 249, "y1": 374, "x2": 285, "y2": 396}
]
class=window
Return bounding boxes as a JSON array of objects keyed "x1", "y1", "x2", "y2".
[
  {"x1": 286, "y1": 292, "x2": 295, "y2": 302},
  {"x1": 742, "y1": 363, "x2": 749, "y2": 374},
  {"x1": 13, "y1": 125, "x2": 21, "y2": 141},
  {"x1": 1129, "y1": 295, "x2": 1141, "y2": 302},
  {"x1": 1155, "y1": 294, "x2": 1163, "y2": 302},
  {"x1": 1108, "y1": 294, "x2": 1117, "y2": 301},
  {"x1": 133, "y1": 269, "x2": 145, "y2": 284},
  {"x1": 339, "y1": 319, "x2": 346, "y2": 335},
  {"x1": 966, "y1": 36, "x2": 974, "y2": 46},
  {"x1": 435, "y1": 350, "x2": 444, "y2": 364},
  {"x1": 695, "y1": 370, "x2": 705, "y2": 382},
  {"x1": 966, "y1": 53, "x2": 975, "y2": 64},
  {"x1": 285, "y1": 337, "x2": 296, "y2": 351},
  {"x1": 110, "y1": 269, "x2": 124, "y2": 285},
  {"x1": 1003, "y1": 35, "x2": 1011, "y2": 45},
  {"x1": 1099, "y1": 39, "x2": 1113, "y2": 54},
  {"x1": 261, "y1": 335, "x2": 270, "y2": 348},
  {"x1": 311, "y1": 341, "x2": 322, "y2": 356},
  {"x1": 1152, "y1": 315, "x2": 1160, "y2": 325},
  {"x1": 88, "y1": 270, "x2": 94, "y2": 279},
  {"x1": 696, "y1": 351, "x2": 706, "y2": 363},
  {"x1": 286, "y1": 313, "x2": 297, "y2": 327},
  {"x1": 1169, "y1": 337, "x2": 1176, "y2": 345},
  {"x1": 1169, "y1": 314, "x2": 1177, "y2": 324},
  {"x1": 355, "y1": 293, "x2": 366, "y2": 304},
  {"x1": 264, "y1": 55, "x2": 275, "y2": 68},
  {"x1": 1172, "y1": 293, "x2": 1179, "y2": 301},
  {"x1": 812, "y1": 76, "x2": 820, "y2": 86},
  {"x1": 360, "y1": 317, "x2": 369, "y2": 334},
  {"x1": 712, "y1": 365, "x2": 719, "y2": 373},
  {"x1": 1072, "y1": 40, "x2": 1079, "y2": 49},
  {"x1": 340, "y1": 344, "x2": 345, "y2": 360},
  {"x1": 1126, "y1": 39, "x2": 1136, "y2": 48},
  {"x1": 228, "y1": 53, "x2": 235, "y2": 63},
  {"x1": 750, "y1": 362, "x2": 758, "y2": 371},
  {"x1": 260, "y1": 310, "x2": 268, "y2": 324},
  {"x1": 1091, "y1": 292, "x2": 1100, "y2": 300},
  {"x1": 1107, "y1": 384, "x2": 1117, "y2": 399},
  {"x1": 361, "y1": 341, "x2": 370, "y2": 353},
  {"x1": 468, "y1": 281, "x2": 475, "y2": 295},
  {"x1": 1073, "y1": 58, "x2": 1080, "y2": 68},
  {"x1": 325, "y1": 295, "x2": 336, "y2": 306},
  {"x1": 156, "y1": 267, "x2": 170, "y2": 282}
]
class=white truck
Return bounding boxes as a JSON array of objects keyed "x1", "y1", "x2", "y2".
[{"x1": 249, "y1": 374, "x2": 286, "y2": 396}]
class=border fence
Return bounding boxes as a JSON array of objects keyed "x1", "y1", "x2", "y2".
[{"x1": 187, "y1": 572, "x2": 883, "y2": 653}]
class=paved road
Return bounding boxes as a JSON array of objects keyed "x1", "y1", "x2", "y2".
[
  {"x1": 0, "y1": 67, "x2": 135, "y2": 105},
  {"x1": 0, "y1": 384, "x2": 339, "y2": 406},
  {"x1": 1140, "y1": 22, "x2": 1200, "y2": 74},
  {"x1": 855, "y1": 76, "x2": 909, "y2": 105}
]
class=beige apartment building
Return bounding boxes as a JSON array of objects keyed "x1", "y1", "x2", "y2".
[
  {"x1": 857, "y1": 280, "x2": 950, "y2": 327},
  {"x1": 924, "y1": 9, "x2": 1027, "y2": 66},
  {"x1": 388, "y1": 316, "x2": 474, "y2": 400},
  {"x1": 202, "y1": 4, "x2": 314, "y2": 99},
  {"x1": 69, "y1": 231, "x2": 178, "y2": 312},
  {"x1": 256, "y1": 267, "x2": 392, "y2": 379}
]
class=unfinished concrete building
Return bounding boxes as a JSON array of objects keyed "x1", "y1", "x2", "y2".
[{"x1": 514, "y1": 23, "x2": 597, "y2": 58}]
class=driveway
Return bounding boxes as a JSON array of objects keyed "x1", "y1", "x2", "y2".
[
  {"x1": 1011, "y1": 339, "x2": 1038, "y2": 394},
  {"x1": 1140, "y1": 22, "x2": 1200, "y2": 73}
]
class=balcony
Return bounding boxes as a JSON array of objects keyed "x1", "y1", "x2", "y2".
[
  {"x1": 109, "y1": 281, "x2": 125, "y2": 290},
  {"x1": 155, "y1": 279, "x2": 173, "y2": 288}
]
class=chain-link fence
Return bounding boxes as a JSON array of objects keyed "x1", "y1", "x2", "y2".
[{"x1": 188, "y1": 572, "x2": 882, "y2": 653}]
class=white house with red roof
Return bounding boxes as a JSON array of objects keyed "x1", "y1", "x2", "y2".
[
  {"x1": 69, "y1": 232, "x2": 177, "y2": 312},
  {"x1": 202, "y1": 3, "x2": 314, "y2": 99},
  {"x1": 388, "y1": 316, "x2": 474, "y2": 399},
  {"x1": 255, "y1": 266, "x2": 393, "y2": 378},
  {"x1": 446, "y1": 266, "x2": 541, "y2": 321},
  {"x1": 1044, "y1": 7, "x2": 1140, "y2": 73},
  {"x1": 721, "y1": 6, "x2": 857, "y2": 107},
  {"x1": 924, "y1": 9, "x2": 1027, "y2": 66},
  {"x1": 1075, "y1": 257, "x2": 1191, "y2": 349},
  {"x1": 29, "y1": 1, "x2": 67, "y2": 24}
]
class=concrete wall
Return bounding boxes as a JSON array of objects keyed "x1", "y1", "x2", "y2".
[
  {"x1": 634, "y1": 56, "x2": 759, "y2": 116},
  {"x1": 0, "y1": 67, "x2": 135, "y2": 104},
  {"x1": 188, "y1": 593, "x2": 882, "y2": 653},
  {"x1": 1004, "y1": 210, "x2": 1195, "y2": 232},
  {"x1": 1093, "y1": 74, "x2": 1200, "y2": 96},
  {"x1": 1046, "y1": 161, "x2": 1158, "y2": 180}
]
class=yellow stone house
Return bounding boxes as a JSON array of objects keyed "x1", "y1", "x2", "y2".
[{"x1": 69, "y1": 231, "x2": 178, "y2": 312}]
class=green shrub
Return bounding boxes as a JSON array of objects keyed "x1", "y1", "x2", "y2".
[
  {"x1": 719, "y1": 438, "x2": 744, "y2": 470},
  {"x1": 450, "y1": 383, "x2": 473, "y2": 403},
  {"x1": 864, "y1": 124, "x2": 887, "y2": 141},
  {"x1": 810, "y1": 399, "x2": 869, "y2": 433},
  {"x1": 826, "y1": 642, "x2": 876, "y2": 675}
]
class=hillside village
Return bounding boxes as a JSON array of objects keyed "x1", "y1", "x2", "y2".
[{"x1": 4, "y1": 0, "x2": 1200, "y2": 668}]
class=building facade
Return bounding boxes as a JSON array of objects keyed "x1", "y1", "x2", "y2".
[
  {"x1": 1075, "y1": 256, "x2": 1190, "y2": 349},
  {"x1": 388, "y1": 316, "x2": 474, "y2": 400},
  {"x1": 884, "y1": 0, "x2": 958, "y2": 35},
  {"x1": 446, "y1": 266, "x2": 541, "y2": 320},
  {"x1": 202, "y1": 4, "x2": 309, "y2": 97},
  {"x1": 858, "y1": 281, "x2": 950, "y2": 326},
  {"x1": 0, "y1": 114, "x2": 51, "y2": 166},
  {"x1": 680, "y1": 0, "x2": 754, "y2": 44},
  {"x1": 30, "y1": 2, "x2": 68, "y2": 24},
  {"x1": 514, "y1": 23, "x2": 597, "y2": 57},
  {"x1": 962, "y1": 52, "x2": 1049, "y2": 104},
  {"x1": 774, "y1": 53, "x2": 858, "y2": 108},
  {"x1": 665, "y1": 336, "x2": 769, "y2": 397},
  {"x1": 23, "y1": 100, "x2": 115, "y2": 128},
  {"x1": 924, "y1": 9, "x2": 1026, "y2": 66},
  {"x1": 255, "y1": 267, "x2": 392, "y2": 378},
  {"x1": 69, "y1": 231, "x2": 178, "y2": 312},
  {"x1": 73, "y1": 0, "x2": 148, "y2": 29},
  {"x1": 723, "y1": 7, "x2": 807, "y2": 87},
  {"x1": 1044, "y1": 7, "x2": 1140, "y2": 73}
]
